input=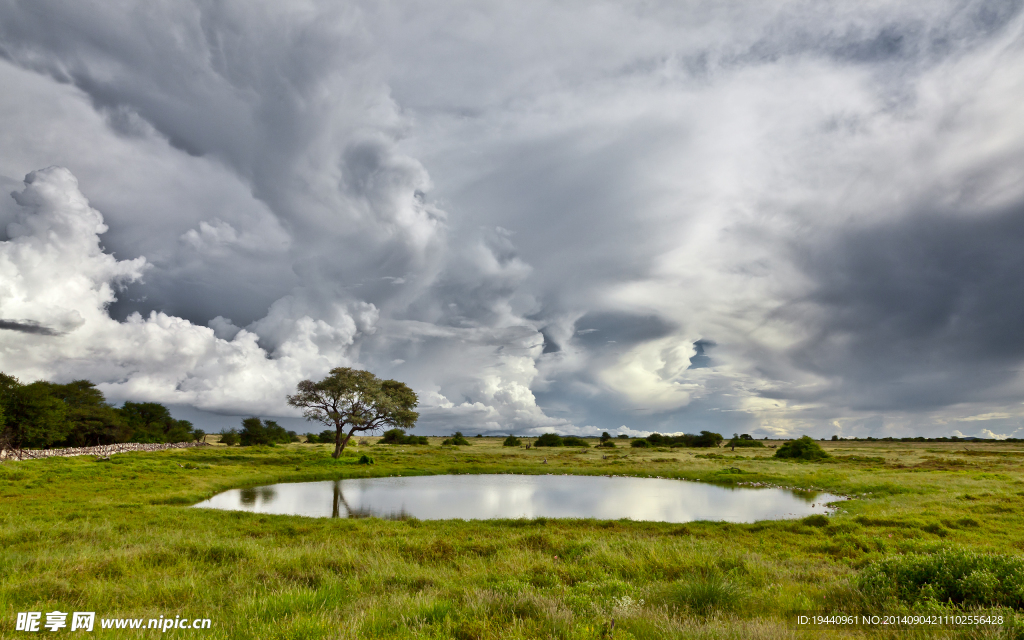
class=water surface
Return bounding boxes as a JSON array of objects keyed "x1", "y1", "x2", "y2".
[{"x1": 193, "y1": 474, "x2": 843, "y2": 523}]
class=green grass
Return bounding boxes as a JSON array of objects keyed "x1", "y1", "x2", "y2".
[{"x1": 2, "y1": 438, "x2": 1024, "y2": 638}]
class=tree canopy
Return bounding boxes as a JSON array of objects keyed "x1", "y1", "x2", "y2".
[
  {"x1": 0, "y1": 373, "x2": 203, "y2": 451},
  {"x1": 286, "y1": 367, "x2": 418, "y2": 458}
]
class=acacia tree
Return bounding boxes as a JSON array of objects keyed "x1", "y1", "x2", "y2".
[{"x1": 287, "y1": 367, "x2": 418, "y2": 458}]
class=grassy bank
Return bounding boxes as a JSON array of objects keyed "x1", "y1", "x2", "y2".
[{"x1": 1, "y1": 438, "x2": 1023, "y2": 638}]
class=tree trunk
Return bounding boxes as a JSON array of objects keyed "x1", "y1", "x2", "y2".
[{"x1": 333, "y1": 427, "x2": 357, "y2": 458}]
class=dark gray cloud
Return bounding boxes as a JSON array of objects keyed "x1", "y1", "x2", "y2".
[
  {"x1": 779, "y1": 199, "x2": 1024, "y2": 411},
  {"x1": 1, "y1": 0, "x2": 1023, "y2": 438},
  {"x1": 0, "y1": 319, "x2": 60, "y2": 335}
]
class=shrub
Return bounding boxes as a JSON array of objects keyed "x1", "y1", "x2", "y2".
[
  {"x1": 503, "y1": 435, "x2": 521, "y2": 447},
  {"x1": 219, "y1": 428, "x2": 239, "y2": 446},
  {"x1": 239, "y1": 417, "x2": 295, "y2": 446},
  {"x1": 561, "y1": 436, "x2": 589, "y2": 447},
  {"x1": 600, "y1": 440, "x2": 616, "y2": 448},
  {"x1": 442, "y1": 431, "x2": 470, "y2": 446},
  {"x1": 775, "y1": 436, "x2": 830, "y2": 460},
  {"x1": 534, "y1": 433, "x2": 563, "y2": 447},
  {"x1": 727, "y1": 438, "x2": 765, "y2": 448},
  {"x1": 858, "y1": 548, "x2": 1024, "y2": 608},
  {"x1": 305, "y1": 433, "x2": 319, "y2": 443},
  {"x1": 630, "y1": 439, "x2": 649, "y2": 448},
  {"x1": 357, "y1": 455, "x2": 374, "y2": 465},
  {"x1": 379, "y1": 428, "x2": 428, "y2": 445}
]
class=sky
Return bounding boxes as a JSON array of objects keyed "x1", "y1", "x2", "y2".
[{"x1": 2, "y1": 0, "x2": 1024, "y2": 439}]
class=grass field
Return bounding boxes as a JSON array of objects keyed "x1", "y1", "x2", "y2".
[{"x1": 2, "y1": 437, "x2": 1023, "y2": 639}]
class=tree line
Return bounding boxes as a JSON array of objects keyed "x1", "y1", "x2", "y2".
[{"x1": 0, "y1": 373, "x2": 204, "y2": 450}]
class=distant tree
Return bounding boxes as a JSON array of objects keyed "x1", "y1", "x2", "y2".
[
  {"x1": 305, "y1": 432, "x2": 319, "y2": 443},
  {"x1": 120, "y1": 401, "x2": 196, "y2": 443},
  {"x1": 617, "y1": 434, "x2": 629, "y2": 439},
  {"x1": 503, "y1": 435, "x2": 521, "y2": 447},
  {"x1": 379, "y1": 428, "x2": 428, "y2": 445},
  {"x1": 193, "y1": 428, "x2": 206, "y2": 443},
  {"x1": 600, "y1": 432, "x2": 612, "y2": 443},
  {"x1": 0, "y1": 375, "x2": 69, "y2": 449},
  {"x1": 693, "y1": 431, "x2": 724, "y2": 448},
  {"x1": 726, "y1": 436, "x2": 764, "y2": 449},
  {"x1": 287, "y1": 367, "x2": 418, "y2": 458},
  {"x1": 219, "y1": 428, "x2": 239, "y2": 446},
  {"x1": 774, "y1": 436, "x2": 830, "y2": 461},
  {"x1": 475, "y1": 433, "x2": 483, "y2": 438},
  {"x1": 739, "y1": 434, "x2": 753, "y2": 440},
  {"x1": 442, "y1": 431, "x2": 470, "y2": 446},
  {"x1": 49, "y1": 380, "x2": 129, "y2": 446},
  {"x1": 561, "y1": 436, "x2": 590, "y2": 447},
  {"x1": 630, "y1": 439, "x2": 649, "y2": 448},
  {"x1": 239, "y1": 417, "x2": 294, "y2": 446},
  {"x1": 534, "y1": 433, "x2": 563, "y2": 447}
]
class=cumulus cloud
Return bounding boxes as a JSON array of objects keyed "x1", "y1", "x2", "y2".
[{"x1": 0, "y1": 167, "x2": 354, "y2": 415}]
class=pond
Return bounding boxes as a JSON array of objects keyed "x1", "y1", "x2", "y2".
[{"x1": 193, "y1": 474, "x2": 843, "y2": 523}]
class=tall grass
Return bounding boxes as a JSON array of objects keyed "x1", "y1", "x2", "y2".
[{"x1": 2, "y1": 438, "x2": 1024, "y2": 638}]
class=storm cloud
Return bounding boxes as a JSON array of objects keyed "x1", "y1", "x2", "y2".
[{"x1": 1, "y1": 0, "x2": 1023, "y2": 439}]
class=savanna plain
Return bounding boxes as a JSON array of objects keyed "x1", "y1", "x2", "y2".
[{"x1": 2, "y1": 438, "x2": 1023, "y2": 639}]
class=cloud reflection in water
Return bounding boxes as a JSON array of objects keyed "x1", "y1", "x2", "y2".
[{"x1": 194, "y1": 474, "x2": 843, "y2": 523}]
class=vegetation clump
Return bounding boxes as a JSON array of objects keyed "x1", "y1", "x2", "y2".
[
  {"x1": 239, "y1": 417, "x2": 299, "y2": 446},
  {"x1": 442, "y1": 432, "x2": 471, "y2": 446},
  {"x1": 560, "y1": 436, "x2": 589, "y2": 447},
  {"x1": 502, "y1": 435, "x2": 521, "y2": 447},
  {"x1": 859, "y1": 548, "x2": 1024, "y2": 608},
  {"x1": 655, "y1": 574, "x2": 746, "y2": 615},
  {"x1": 378, "y1": 428, "x2": 428, "y2": 445},
  {"x1": 774, "y1": 436, "x2": 830, "y2": 460},
  {"x1": 646, "y1": 431, "x2": 723, "y2": 448},
  {"x1": 631, "y1": 439, "x2": 650, "y2": 448},
  {"x1": 305, "y1": 429, "x2": 337, "y2": 444},
  {"x1": 727, "y1": 434, "x2": 764, "y2": 448},
  {"x1": 533, "y1": 433, "x2": 563, "y2": 447},
  {"x1": 219, "y1": 428, "x2": 239, "y2": 446},
  {"x1": 1, "y1": 372, "x2": 202, "y2": 450}
]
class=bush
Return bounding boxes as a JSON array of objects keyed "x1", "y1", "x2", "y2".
[
  {"x1": 600, "y1": 440, "x2": 616, "y2": 448},
  {"x1": 534, "y1": 433, "x2": 563, "y2": 447},
  {"x1": 631, "y1": 439, "x2": 649, "y2": 448},
  {"x1": 727, "y1": 438, "x2": 765, "y2": 448},
  {"x1": 357, "y1": 454, "x2": 374, "y2": 465},
  {"x1": 775, "y1": 436, "x2": 830, "y2": 460},
  {"x1": 239, "y1": 417, "x2": 295, "y2": 446},
  {"x1": 378, "y1": 428, "x2": 428, "y2": 445},
  {"x1": 219, "y1": 428, "x2": 239, "y2": 446},
  {"x1": 858, "y1": 548, "x2": 1024, "y2": 608},
  {"x1": 503, "y1": 435, "x2": 521, "y2": 447},
  {"x1": 561, "y1": 436, "x2": 589, "y2": 447},
  {"x1": 442, "y1": 431, "x2": 470, "y2": 446}
]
